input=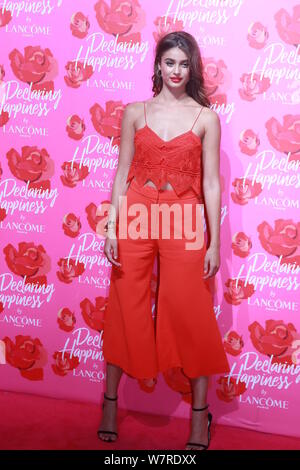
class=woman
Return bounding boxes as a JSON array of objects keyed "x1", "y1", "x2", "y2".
[{"x1": 97, "y1": 31, "x2": 230, "y2": 451}]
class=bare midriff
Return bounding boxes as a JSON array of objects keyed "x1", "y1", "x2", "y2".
[{"x1": 132, "y1": 176, "x2": 175, "y2": 191}]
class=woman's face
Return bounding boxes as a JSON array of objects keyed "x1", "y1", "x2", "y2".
[{"x1": 158, "y1": 46, "x2": 190, "y2": 89}]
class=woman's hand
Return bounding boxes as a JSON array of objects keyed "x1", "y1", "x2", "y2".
[
  {"x1": 203, "y1": 245, "x2": 220, "y2": 279},
  {"x1": 104, "y1": 231, "x2": 122, "y2": 267}
]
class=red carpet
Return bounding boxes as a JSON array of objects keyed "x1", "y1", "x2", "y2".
[{"x1": 0, "y1": 390, "x2": 299, "y2": 450}]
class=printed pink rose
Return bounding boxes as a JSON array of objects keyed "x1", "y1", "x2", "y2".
[
  {"x1": 224, "y1": 278, "x2": 255, "y2": 305},
  {"x1": 64, "y1": 61, "x2": 93, "y2": 88},
  {"x1": 52, "y1": 351, "x2": 80, "y2": 376},
  {"x1": 0, "y1": 6, "x2": 12, "y2": 27},
  {"x1": 66, "y1": 114, "x2": 85, "y2": 140},
  {"x1": 6, "y1": 146, "x2": 55, "y2": 191},
  {"x1": 223, "y1": 331, "x2": 244, "y2": 356},
  {"x1": 9, "y1": 46, "x2": 58, "y2": 92},
  {"x1": 153, "y1": 16, "x2": 184, "y2": 42},
  {"x1": 265, "y1": 115, "x2": 300, "y2": 154},
  {"x1": 2, "y1": 335, "x2": 47, "y2": 380},
  {"x1": 57, "y1": 258, "x2": 85, "y2": 284},
  {"x1": 60, "y1": 161, "x2": 90, "y2": 188},
  {"x1": 3, "y1": 242, "x2": 51, "y2": 285},
  {"x1": 86, "y1": 200, "x2": 111, "y2": 236},
  {"x1": 274, "y1": 6, "x2": 300, "y2": 47},
  {"x1": 70, "y1": 12, "x2": 90, "y2": 38},
  {"x1": 94, "y1": 0, "x2": 146, "y2": 43},
  {"x1": 62, "y1": 213, "x2": 81, "y2": 238},
  {"x1": 249, "y1": 320, "x2": 300, "y2": 365},
  {"x1": 247, "y1": 21, "x2": 269, "y2": 49},
  {"x1": 231, "y1": 177, "x2": 263, "y2": 205},
  {"x1": 202, "y1": 57, "x2": 230, "y2": 99},
  {"x1": 239, "y1": 129, "x2": 260, "y2": 155},
  {"x1": 57, "y1": 307, "x2": 76, "y2": 332},
  {"x1": 257, "y1": 219, "x2": 300, "y2": 266},
  {"x1": 80, "y1": 296, "x2": 107, "y2": 331},
  {"x1": 90, "y1": 100, "x2": 124, "y2": 144},
  {"x1": 232, "y1": 232, "x2": 252, "y2": 258},
  {"x1": 216, "y1": 376, "x2": 247, "y2": 402},
  {"x1": 238, "y1": 73, "x2": 271, "y2": 101}
]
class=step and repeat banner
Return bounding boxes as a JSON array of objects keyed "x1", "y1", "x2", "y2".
[{"x1": 0, "y1": 0, "x2": 299, "y2": 438}]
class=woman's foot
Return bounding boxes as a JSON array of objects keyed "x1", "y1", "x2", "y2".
[
  {"x1": 97, "y1": 394, "x2": 118, "y2": 442},
  {"x1": 185, "y1": 406, "x2": 209, "y2": 451}
]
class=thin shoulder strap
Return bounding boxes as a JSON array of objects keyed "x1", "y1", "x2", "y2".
[
  {"x1": 191, "y1": 106, "x2": 203, "y2": 131},
  {"x1": 143, "y1": 101, "x2": 147, "y2": 126}
]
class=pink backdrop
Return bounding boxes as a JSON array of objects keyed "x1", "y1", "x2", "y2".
[{"x1": 0, "y1": 0, "x2": 299, "y2": 439}]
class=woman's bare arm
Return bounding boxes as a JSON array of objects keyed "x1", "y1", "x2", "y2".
[
  {"x1": 201, "y1": 109, "x2": 222, "y2": 249},
  {"x1": 106, "y1": 102, "x2": 137, "y2": 235}
]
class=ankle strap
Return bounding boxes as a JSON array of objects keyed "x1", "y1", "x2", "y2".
[
  {"x1": 104, "y1": 392, "x2": 118, "y2": 401},
  {"x1": 192, "y1": 404, "x2": 209, "y2": 411}
]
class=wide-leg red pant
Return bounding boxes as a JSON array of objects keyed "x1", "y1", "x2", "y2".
[{"x1": 102, "y1": 178, "x2": 230, "y2": 383}]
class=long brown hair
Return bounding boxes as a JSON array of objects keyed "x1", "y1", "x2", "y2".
[{"x1": 151, "y1": 31, "x2": 210, "y2": 107}]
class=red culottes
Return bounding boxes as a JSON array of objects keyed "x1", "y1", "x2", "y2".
[{"x1": 102, "y1": 178, "x2": 230, "y2": 383}]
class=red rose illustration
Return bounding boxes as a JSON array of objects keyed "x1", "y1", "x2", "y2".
[
  {"x1": 94, "y1": 0, "x2": 146, "y2": 43},
  {"x1": 0, "y1": 7, "x2": 12, "y2": 27},
  {"x1": 238, "y1": 73, "x2": 271, "y2": 101},
  {"x1": 80, "y1": 296, "x2": 107, "y2": 331},
  {"x1": 202, "y1": 57, "x2": 231, "y2": 102},
  {"x1": 239, "y1": 129, "x2": 260, "y2": 156},
  {"x1": 216, "y1": 376, "x2": 247, "y2": 402},
  {"x1": 0, "y1": 208, "x2": 7, "y2": 221},
  {"x1": 153, "y1": 16, "x2": 184, "y2": 42},
  {"x1": 0, "y1": 111, "x2": 9, "y2": 126},
  {"x1": 57, "y1": 307, "x2": 76, "y2": 332},
  {"x1": 223, "y1": 331, "x2": 244, "y2": 356},
  {"x1": 90, "y1": 100, "x2": 124, "y2": 144},
  {"x1": 257, "y1": 219, "x2": 300, "y2": 266},
  {"x1": 162, "y1": 367, "x2": 192, "y2": 404},
  {"x1": 64, "y1": 61, "x2": 93, "y2": 88},
  {"x1": 138, "y1": 377, "x2": 157, "y2": 393},
  {"x1": 62, "y1": 213, "x2": 82, "y2": 238},
  {"x1": 60, "y1": 161, "x2": 89, "y2": 188},
  {"x1": 0, "y1": 302, "x2": 4, "y2": 314},
  {"x1": 52, "y1": 351, "x2": 80, "y2": 376},
  {"x1": 3, "y1": 242, "x2": 51, "y2": 285},
  {"x1": 247, "y1": 22, "x2": 269, "y2": 49},
  {"x1": 249, "y1": 320, "x2": 300, "y2": 365},
  {"x1": 265, "y1": 115, "x2": 300, "y2": 154},
  {"x1": 2, "y1": 335, "x2": 48, "y2": 380},
  {"x1": 224, "y1": 278, "x2": 255, "y2": 305},
  {"x1": 57, "y1": 258, "x2": 85, "y2": 284},
  {"x1": 86, "y1": 200, "x2": 111, "y2": 235},
  {"x1": 231, "y1": 177, "x2": 263, "y2": 205},
  {"x1": 6, "y1": 146, "x2": 55, "y2": 191},
  {"x1": 0, "y1": 63, "x2": 4, "y2": 80},
  {"x1": 66, "y1": 114, "x2": 85, "y2": 140},
  {"x1": 232, "y1": 232, "x2": 252, "y2": 258},
  {"x1": 274, "y1": 6, "x2": 300, "y2": 47},
  {"x1": 70, "y1": 12, "x2": 90, "y2": 38},
  {"x1": 9, "y1": 46, "x2": 58, "y2": 92}
]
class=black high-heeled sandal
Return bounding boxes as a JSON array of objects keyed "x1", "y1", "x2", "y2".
[
  {"x1": 97, "y1": 392, "x2": 118, "y2": 442},
  {"x1": 185, "y1": 404, "x2": 213, "y2": 451}
]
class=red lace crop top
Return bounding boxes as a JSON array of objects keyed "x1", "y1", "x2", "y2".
[{"x1": 126, "y1": 101, "x2": 205, "y2": 202}]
